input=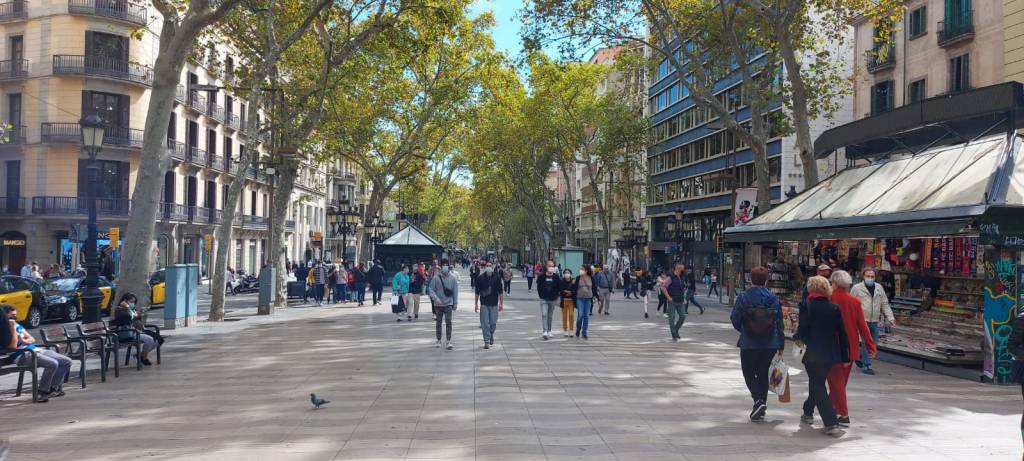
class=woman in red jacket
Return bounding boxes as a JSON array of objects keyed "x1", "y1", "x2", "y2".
[{"x1": 827, "y1": 270, "x2": 877, "y2": 427}]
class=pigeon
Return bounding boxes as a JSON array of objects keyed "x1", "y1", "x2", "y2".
[{"x1": 310, "y1": 393, "x2": 330, "y2": 409}]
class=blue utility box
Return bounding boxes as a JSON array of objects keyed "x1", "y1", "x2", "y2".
[{"x1": 164, "y1": 263, "x2": 199, "y2": 329}]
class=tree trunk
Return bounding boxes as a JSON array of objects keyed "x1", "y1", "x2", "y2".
[
  {"x1": 209, "y1": 81, "x2": 264, "y2": 321},
  {"x1": 119, "y1": 37, "x2": 192, "y2": 320},
  {"x1": 270, "y1": 159, "x2": 298, "y2": 306},
  {"x1": 776, "y1": 31, "x2": 819, "y2": 188}
]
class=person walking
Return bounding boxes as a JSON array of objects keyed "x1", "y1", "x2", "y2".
[
  {"x1": 574, "y1": 265, "x2": 595, "y2": 339},
  {"x1": 308, "y1": 261, "x2": 327, "y2": 306},
  {"x1": 474, "y1": 260, "x2": 503, "y2": 349},
  {"x1": 410, "y1": 263, "x2": 427, "y2": 319},
  {"x1": 708, "y1": 270, "x2": 720, "y2": 297},
  {"x1": 638, "y1": 268, "x2": 655, "y2": 319},
  {"x1": 850, "y1": 268, "x2": 894, "y2": 375},
  {"x1": 296, "y1": 262, "x2": 311, "y2": 302},
  {"x1": 427, "y1": 259, "x2": 459, "y2": 350},
  {"x1": 796, "y1": 276, "x2": 850, "y2": 438},
  {"x1": 559, "y1": 268, "x2": 577, "y2": 337},
  {"x1": 335, "y1": 263, "x2": 349, "y2": 303},
  {"x1": 326, "y1": 262, "x2": 338, "y2": 304},
  {"x1": 827, "y1": 270, "x2": 876, "y2": 427},
  {"x1": 368, "y1": 261, "x2": 386, "y2": 305},
  {"x1": 469, "y1": 261, "x2": 480, "y2": 290},
  {"x1": 656, "y1": 271, "x2": 669, "y2": 316},
  {"x1": 536, "y1": 260, "x2": 560, "y2": 340},
  {"x1": 703, "y1": 266, "x2": 712, "y2": 287},
  {"x1": 685, "y1": 266, "x2": 705, "y2": 314},
  {"x1": 593, "y1": 266, "x2": 613, "y2": 315},
  {"x1": 392, "y1": 264, "x2": 411, "y2": 322},
  {"x1": 502, "y1": 263, "x2": 513, "y2": 295},
  {"x1": 730, "y1": 266, "x2": 784, "y2": 422},
  {"x1": 353, "y1": 263, "x2": 367, "y2": 306},
  {"x1": 525, "y1": 264, "x2": 535, "y2": 292},
  {"x1": 661, "y1": 263, "x2": 689, "y2": 342}
]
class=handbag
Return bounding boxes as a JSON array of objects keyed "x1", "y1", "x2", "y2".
[{"x1": 391, "y1": 294, "x2": 406, "y2": 313}]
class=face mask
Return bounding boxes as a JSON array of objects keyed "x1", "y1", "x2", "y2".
[
  {"x1": 547, "y1": 267, "x2": 555, "y2": 274},
  {"x1": 484, "y1": 267, "x2": 493, "y2": 274},
  {"x1": 563, "y1": 273, "x2": 571, "y2": 280},
  {"x1": 864, "y1": 278, "x2": 875, "y2": 286},
  {"x1": 128, "y1": 303, "x2": 136, "y2": 310},
  {"x1": 441, "y1": 266, "x2": 450, "y2": 274}
]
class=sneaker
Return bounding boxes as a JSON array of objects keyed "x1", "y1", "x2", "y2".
[
  {"x1": 396, "y1": 318, "x2": 402, "y2": 322},
  {"x1": 34, "y1": 392, "x2": 50, "y2": 403},
  {"x1": 855, "y1": 360, "x2": 863, "y2": 369},
  {"x1": 749, "y1": 401, "x2": 766, "y2": 421},
  {"x1": 542, "y1": 333, "x2": 549, "y2": 340},
  {"x1": 863, "y1": 367, "x2": 876, "y2": 375},
  {"x1": 604, "y1": 312, "x2": 610, "y2": 316},
  {"x1": 672, "y1": 337, "x2": 679, "y2": 342},
  {"x1": 484, "y1": 342, "x2": 490, "y2": 350},
  {"x1": 49, "y1": 389, "x2": 66, "y2": 398},
  {"x1": 141, "y1": 358, "x2": 153, "y2": 366},
  {"x1": 436, "y1": 340, "x2": 442, "y2": 348},
  {"x1": 407, "y1": 316, "x2": 413, "y2": 321},
  {"x1": 446, "y1": 341, "x2": 454, "y2": 350},
  {"x1": 800, "y1": 414, "x2": 814, "y2": 425},
  {"x1": 582, "y1": 335, "x2": 588, "y2": 340},
  {"x1": 414, "y1": 315, "x2": 419, "y2": 319},
  {"x1": 837, "y1": 416, "x2": 850, "y2": 427},
  {"x1": 824, "y1": 426, "x2": 846, "y2": 438},
  {"x1": 644, "y1": 312, "x2": 649, "y2": 319},
  {"x1": 564, "y1": 331, "x2": 570, "y2": 337}
]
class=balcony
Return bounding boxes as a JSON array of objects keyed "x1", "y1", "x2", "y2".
[
  {"x1": 208, "y1": 208, "x2": 222, "y2": 224},
  {"x1": 160, "y1": 202, "x2": 188, "y2": 221},
  {"x1": 53, "y1": 55, "x2": 153, "y2": 87},
  {"x1": 41, "y1": 122, "x2": 143, "y2": 148},
  {"x1": 166, "y1": 138, "x2": 186, "y2": 162},
  {"x1": 242, "y1": 215, "x2": 268, "y2": 228},
  {"x1": 0, "y1": 125, "x2": 27, "y2": 145},
  {"x1": 32, "y1": 196, "x2": 129, "y2": 216},
  {"x1": 285, "y1": 219, "x2": 295, "y2": 231},
  {"x1": 226, "y1": 160, "x2": 239, "y2": 176},
  {"x1": 187, "y1": 91, "x2": 207, "y2": 113},
  {"x1": 188, "y1": 146, "x2": 207, "y2": 167},
  {"x1": 225, "y1": 112, "x2": 240, "y2": 131},
  {"x1": 938, "y1": 11, "x2": 973, "y2": 47},
  {"x1": 68, "y1": 0, "x2": 147, "y2": 27},
  {"x1": 209, "y1": 153, "x2": 223, "y2": 171},
  {"x1": 0, "y1": 1, "x2": 26, "y2": 22},
  {"x1": 0, "y1": 197, "x2": 24, "y2": 214},
  {"x1": 0, "y1": 59, "x2": 28, "y2": 80},
  {"x1": 206, "y1": 103, "x2": 224, "y2": 124},
  {"x1": 174, "y1": 85, "x2": 186, "y2": 104},
  {"x1": 866, "y1": 46, "x2": 895, "y2": 72},
  {"x1": 194, "y1": 206, "x2": 209, "y2": 222}
]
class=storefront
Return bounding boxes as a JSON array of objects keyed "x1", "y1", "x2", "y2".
[{"x1": 724, "y1": 83, "x2": 1024, "y2": 383}]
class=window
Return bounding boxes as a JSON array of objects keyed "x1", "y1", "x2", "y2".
[
  {"x1": 908, "y1": 6, "x2": 927, "y2": 38},
  {"x1": 908, "y1": 79, "x2": 927, "y2": 103},
  {"x1": 77, "y1": 160, "x2": 128, "y2": 199},
  {"x1": 9, "y1": 35, "x2": 22, "y2": 63},
  {"x1": 7, "y1": 93, "x2": 21, "y2": 127},
  {"x1": 86, "y1": 32, "x2": 128, "y2": 61},
  {"x1": 871, "y1": 80, "x2": 894, "y2": 115},
  {"x1": 82, "y1": 91, "x2": 128, "y2": 127},
  {"x1": 207, "y1": 129, "x2": 217, "y2": 155},
  {"x1": 949, "y1": 53, "x2": 970, "y2": 93}
]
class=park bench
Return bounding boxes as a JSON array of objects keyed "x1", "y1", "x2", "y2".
[
  {"x1": 73, "y1": 322, "x2": 119, "y2": 378},
  {"x1": 37, "y1": 326, "x2": 88, "y2": 388},
  {"x1": 0, "y1": 347, "x2": 38, "y2": 401}
]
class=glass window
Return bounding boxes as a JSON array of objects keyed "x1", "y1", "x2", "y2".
[
  {"x1": 908, "y1": 79, "x2": 926, "y2": 103},
  {"x1": 949, "y1": 54, "x2": 970, "y2": 93},
  {"x1": 908, "y1": 6, "x2": 927, "y2": 38},
  {"x1": 871, "y1": 80, "x2": 894, "y2": 115}
]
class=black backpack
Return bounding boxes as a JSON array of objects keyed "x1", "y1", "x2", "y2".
[{"x1": 741, "y1": 295, "x2": 777, "y2": 337}]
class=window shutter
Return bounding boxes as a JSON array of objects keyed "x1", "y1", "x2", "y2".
[
  {"x1": 119, "y1": 35, "x2": 129, "y2": 61},
  {"x1": 119, "y1": 94, "x2": 129, "y2": 128},
  {"x1": 119, "y1": 161, "x2": 129, "y2": 198},
  {"x1": 81, "y1": 90, "x2": 91, "y2": 117},
  {"x1": 964, "y1": 54, "x2": 970, "y2": 91},
  {"x1": 85, "y1": 31, "x2": 94, "y2": 56}
]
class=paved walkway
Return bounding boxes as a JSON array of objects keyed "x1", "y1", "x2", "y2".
[{"x1": 0, "y1": 275, "x2": 1019, "y2": 460}]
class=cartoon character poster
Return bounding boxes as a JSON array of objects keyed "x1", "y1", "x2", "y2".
[{"x1": 733, "y1": 188, "x2": 758, "y2": 226}]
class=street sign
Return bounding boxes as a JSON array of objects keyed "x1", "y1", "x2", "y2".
[
  {"x1": 204, "y1": 234, "x2": 214, "y2": 251},
  {"x1": 109, "y1": 227, "x2": 120, "y2": 248}
]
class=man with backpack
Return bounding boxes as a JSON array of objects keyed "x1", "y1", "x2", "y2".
[
  {"x1": 660, "y1": 263, "x2": 689, "y2": 342},
  {"x1": 730, "y1": 265, "x2": 784, "y2": 422}
]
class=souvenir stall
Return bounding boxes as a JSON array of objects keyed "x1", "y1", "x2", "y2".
[{"x1": 724, "y1": 82, "x2": 1024, "y2": 383}]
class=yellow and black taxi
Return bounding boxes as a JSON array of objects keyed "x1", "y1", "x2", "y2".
[
  {"x1": 149, "y1": 269, "x2": 165, "y2": 307},
  {"x1": 44, "y1": 276, "x2": 115, "y2": 323},
  {"x1": 0, "y1": 275, "x2": 48, "y2": 328}
]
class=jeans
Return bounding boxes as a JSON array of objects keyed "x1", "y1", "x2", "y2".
[
  {"x1": 334, "y1": 283, "x2": 347, "y2": 303},
  {"x1": 527, "y1": 277, "x2": 534, "y2": 290},
  {"x1": 802, "y1": 360, "x2": 839, "y2": 427},
  {"x1": 708, "y1": 283, "x2": 719, "y2": 297},
  {"x1": 504, "y1": 279, "x2": 512, "y2": 294},
  {"x1": 355, "y1": 282, "x2": 366, "y2": 303},
  {"x1": 434, "y1": 305, "x2": 454, "y2": 341},
  {"x1": 575, "y1": 298, "x2": 592, "y2": 336},
  {"x1": 859, "y1": 322, "x2": 880, "y2": 369},
  {"x1": 597, "y1": 288, "x2": 612, "y2": 313},
  {"x1": 479, "y1": 304, "x2": 498, "y2": 343},
  {"x1": 561, "y1": 299, "x2": 575, "y2": 332},
  {"x1": 540, "y1": 299, "x2": 557, "y2": 333},
  {"x1": 313, "y1": 284, "x2": 325, "y2": 303},
  {"x1": 827, "y1": 362, "x2": 853, "y2": 416},
  {"x1": 371, "y1": 284, "x2": 384, "y2": 304},
  {"x1": 740, "y1": 348, "x2": 776, "y2": 404},
  {"x1": 17, "y1": 349, "x2": 73, "y2": 393},
  {"x1": 657, "y1": 293, "x2": 666, "y2": 312},
  {"x1": 686, "y1": 288, "x2": 704, "y2": 312},
  {"x1": 668, "y1": 302, "x2": 688, "y2": 339}
]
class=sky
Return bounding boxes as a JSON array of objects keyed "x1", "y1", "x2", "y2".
[{"x1": 469, "y1": 0, "x2": 527, "y2": 59}]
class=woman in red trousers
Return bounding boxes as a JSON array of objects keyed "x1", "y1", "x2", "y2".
[{"x1": 827, "y1": 270, "x2": 877, "y2": 427}]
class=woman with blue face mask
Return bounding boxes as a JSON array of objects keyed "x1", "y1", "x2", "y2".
[{"x1": 112, "y1": 293, "x2": 161, "y2": 366}]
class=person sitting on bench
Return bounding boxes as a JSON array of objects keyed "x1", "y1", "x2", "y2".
[{"x1": 3, "y1": 305, "x2": 72, "y2": 402}]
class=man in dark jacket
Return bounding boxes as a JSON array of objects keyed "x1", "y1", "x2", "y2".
[
  {"x1": 295, "y1": 263, "x2": 311, "y2": 302},
  {"x1": 368, "y1": 260, "x2": 386, "y2": 305},
  {"x1": 661, "y1": 263, "x2": 688, "y2": 342},
  {"x1": 730, "y1": 266, "x2": 784, "y2": 422},
  {"x1": 535, "y1": 260, "x2": 561, "y2": 340}
]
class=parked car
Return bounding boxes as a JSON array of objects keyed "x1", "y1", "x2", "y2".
[
  {"x1": 149, "y1": 269, "x2": 165, "y2": 307},
  {"x1": 0, "y1": 275, "x2": 49, "y2": 328},
  {"x1": 44, "y1": 276, "x2": 115, "y2": 322}
]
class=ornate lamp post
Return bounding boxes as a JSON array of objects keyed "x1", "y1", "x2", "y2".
[
  {"x1": 79, "y1": 114, "x2": 106, "y2": 323},
  {"x1": 328, "y1": 196, "x2": 361, "y2": 263},
  {"x1": 365, "y1": 215, "x2": 391, "y2": 261}
]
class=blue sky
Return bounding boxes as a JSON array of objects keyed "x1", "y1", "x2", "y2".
[{"x1": 469, "y1": 0, "x2": 526, "y2": 58}]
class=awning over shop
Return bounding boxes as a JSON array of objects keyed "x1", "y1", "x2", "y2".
[{"x1": 724, "y1": 134, "x2": 1024, "y2": 243}]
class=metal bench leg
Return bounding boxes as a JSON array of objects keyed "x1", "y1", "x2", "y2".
[
  {"x1": 99, "y1": 351, "x2": 106, "y2": 382},
  {"x1": 112, "y1": 347, "x2": 119, "y2": 378},
  {"x1": 79, "y1": 355, "x2": 87, "y2": 389},
  {"x1": 156, "y1": 344, "x2": 161, "y2": 365},
  {"x1": 15, "y1": 370, "x2": 23, "y2": 397}
]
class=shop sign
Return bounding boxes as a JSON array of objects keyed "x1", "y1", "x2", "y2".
[{"x1": 1, "y1": 239, "x2": 25, "y2": 246}]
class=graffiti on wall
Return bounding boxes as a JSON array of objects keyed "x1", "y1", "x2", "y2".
[{"x1": 982, "y1": 249, "x2": 1020, "y2": 383}]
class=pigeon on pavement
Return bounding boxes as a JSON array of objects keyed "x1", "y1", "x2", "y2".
[{"x1": 310, "y1": 393, "x2": 330, "y2": 409}]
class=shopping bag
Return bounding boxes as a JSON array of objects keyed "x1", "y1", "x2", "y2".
[
  {"x1": 768, "y1": 351, "x2": 789, "y2": 396},
  {"x1": 792, "y1": 343, "x2": 806, "y2": 363},
  {"x1": 778, "y1": 377, "x2": 791, "y2": 403},
  {"x1": 390, "y1": 293, "x2": 400, "y2": 307}
]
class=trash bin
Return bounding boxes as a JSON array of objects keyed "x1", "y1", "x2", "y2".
[
  {"x1": 164, "y1": 264, "x2": 199, "y2": 329},
  {"x1": 287, "y1": 281, "x2": 305, "y2": 300}
]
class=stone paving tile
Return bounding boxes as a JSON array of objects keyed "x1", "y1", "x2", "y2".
[{"x1": 1, "y1": 277, "x2": 1018, "y2": 460}]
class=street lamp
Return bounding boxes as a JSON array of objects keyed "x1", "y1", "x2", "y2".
[
  {"x1": 328, "y1": 196, "x2": 360, "y2": 263},
  {"x1": 79, "y1": 114, "x2": 106, "y2": 323},
  {"x1": 620, "y1": 217, "x2": 646, "y2": 268},
  {"x1": 365, "y1": 215, "x2": 391, "y2": 261}
]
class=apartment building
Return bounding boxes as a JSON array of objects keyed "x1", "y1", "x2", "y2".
[
  {"x1": 854, "y1": 0, "x2": 1003, "y2": 118},
  {"x1": 0, "y1": 0, "x2": 303, "y2": 278},
  {"x1": 645, "y1": 31, "x2": 853, "y2": 271}
]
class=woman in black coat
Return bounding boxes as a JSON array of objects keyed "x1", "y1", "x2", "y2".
[{"x1": 795, "y1": 276, "x2": 850, "y2": 437}]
